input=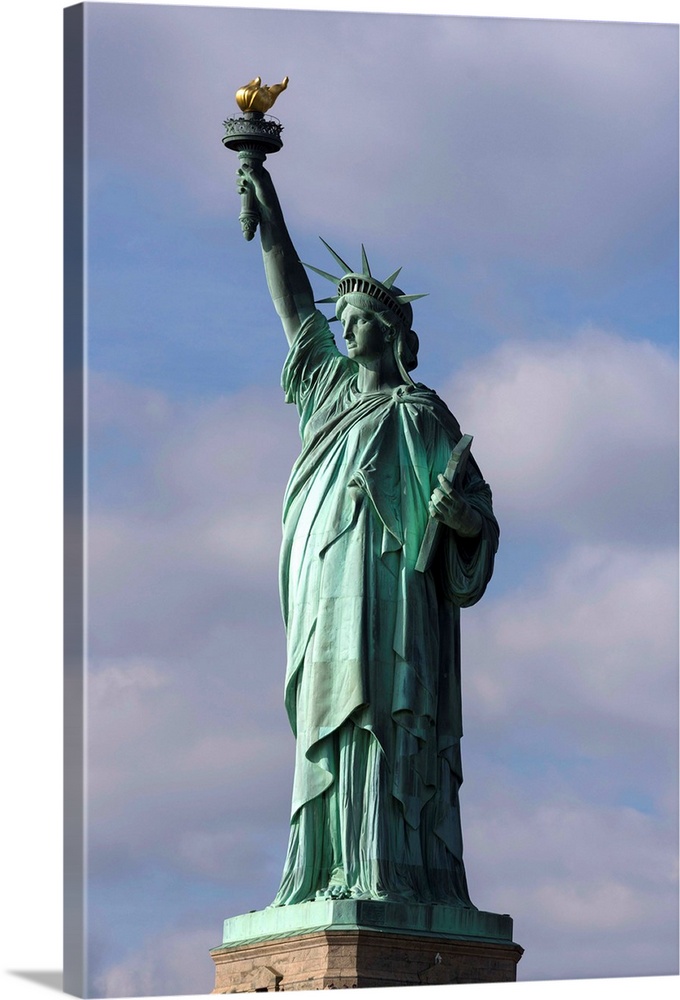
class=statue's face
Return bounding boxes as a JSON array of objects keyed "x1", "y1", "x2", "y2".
[{"x1": 341, "y1": 305, "x2": 390, "y2": 362}]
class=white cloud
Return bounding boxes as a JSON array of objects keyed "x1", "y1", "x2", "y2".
[
  {"x1": 93, "y1": 924, "x2": 218, "y2": 999},
  {"x1": 533, "y1": 880, "x2": 638, "y2": 932},
  {"x1": 87, "y1": 647, "x2": 294, "y2": 856},
  {"x1": 460, "y1": 540, "x2": 678, "y2": 801},
  {"x1": 453, "y1": 535, "x2": 678, "y2": 982},
  {"x1": 424, "y1": 17, "x2": 677, "y2": 267},
  {"x1": 87, "y1": 375, "x2": 300, "y2": 663},
  {"x1": 443, "y1": 326, "x2": 678, "y2": 543},
  {"x1": 85, "y1": 380, "x2": 301, "y2": 896},
  {"x1": 463, "y1": 793, "x2": 678, "y2": 981}
]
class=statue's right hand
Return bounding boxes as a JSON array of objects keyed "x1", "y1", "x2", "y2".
[{"x1": 236, "y1": 163, "x2": 277, "y2": 218}]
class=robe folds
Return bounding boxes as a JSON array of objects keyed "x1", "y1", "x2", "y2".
[{"x1": 272, "y1": 311, "x2": 499, "y2": 907}]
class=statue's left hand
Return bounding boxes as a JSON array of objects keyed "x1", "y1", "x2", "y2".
[{"x1": 429, "y1": 474, "x2": 482, "y2": 538}]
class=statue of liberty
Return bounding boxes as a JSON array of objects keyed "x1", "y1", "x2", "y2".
[{"x1": 235, "y1": 151, "x2": 499, "y2": 910}]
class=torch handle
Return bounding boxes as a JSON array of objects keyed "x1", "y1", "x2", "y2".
[{"x1": 237, "y1": 147, "x2": 267, "y2": 242}]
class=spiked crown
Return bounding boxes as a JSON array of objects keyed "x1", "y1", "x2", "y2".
[{"x1": 302, "y1": 240, "x2": 427, "y2": 328}]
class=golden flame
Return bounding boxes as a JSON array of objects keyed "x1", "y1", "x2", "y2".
[{"x1": 235, "y1": 76, "x2": 289, "y2": 113}]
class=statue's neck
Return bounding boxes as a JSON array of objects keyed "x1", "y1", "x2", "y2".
[{"x1": 355, "y1": 348, "x2": 402, "y2": 393}]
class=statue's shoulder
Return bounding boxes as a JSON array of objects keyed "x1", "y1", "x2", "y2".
[
  {"x1": 404, "y1": 382, "x2": 459, "y2": 423},
  {"x1": 404, "y1": 382, "x2": 461, "y2": 441}
]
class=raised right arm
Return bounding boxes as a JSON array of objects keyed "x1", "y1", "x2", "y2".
[{"x1": 237, "y1": 163, "x2": 317, "y2": 345}]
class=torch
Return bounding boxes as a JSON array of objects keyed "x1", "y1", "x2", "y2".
[{"x1": 222, "y1": 76, "x2": 289, "y2": 241}]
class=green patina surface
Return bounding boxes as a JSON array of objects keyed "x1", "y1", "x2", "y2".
[
  {"x1": 227, "y1": 119, "x2": 500, "y2": 912},
  {"x1": 214, "y1": 900, "x2": 514, "y2": 952}
]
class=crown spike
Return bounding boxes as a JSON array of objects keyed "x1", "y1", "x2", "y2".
[
  {"x1": 301, "y1": 261, "x2": 343, "y2": 284},
  {"x1": 306, "y1": 241, "x2": 428, "y2": 326},
  {"x1": 382, "y1": 267, "x2": 402, "y2": 289},
  {"x1": 319, "y1": 238, "x2": 354, "y2": 275}
]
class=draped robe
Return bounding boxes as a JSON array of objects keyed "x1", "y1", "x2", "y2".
[{"x1": 272, "y1": 311, "x2": 498, "y2": 906}]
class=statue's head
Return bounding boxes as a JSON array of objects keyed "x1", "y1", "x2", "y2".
[
  {"x1": 303, "y1": 240, "x2": 426, "y2": 381},
  {"x1": 335, "y1": 290, "x2": 420, "y2": 375}
]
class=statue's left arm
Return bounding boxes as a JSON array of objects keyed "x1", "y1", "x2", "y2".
[
  {"x1": 429, "y1": 475, "x2": 483, "y2": 538},
  {"x1": 431, "y1": 458, "x2": 499, "y2": 608}
]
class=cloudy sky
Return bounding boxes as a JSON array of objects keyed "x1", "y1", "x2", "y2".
[{"x1": 2, "y1": 2, "x2": 678, "y2": 1000}]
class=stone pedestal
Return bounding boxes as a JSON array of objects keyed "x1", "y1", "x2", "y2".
[{"x1": 210, "y1": 900, "x2": 523, "y2": 992}]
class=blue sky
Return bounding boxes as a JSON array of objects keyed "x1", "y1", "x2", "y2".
[{"x1": 1, "y1": 3, "x2": 678, "y2": 1000}]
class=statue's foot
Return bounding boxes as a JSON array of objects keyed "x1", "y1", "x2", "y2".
[
  {"x1": 316, "y1": 867, "x2": 353, "y2": 900},
  {"x1": 317, "y1": 883, "x2": 352, "y2": 900}
]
